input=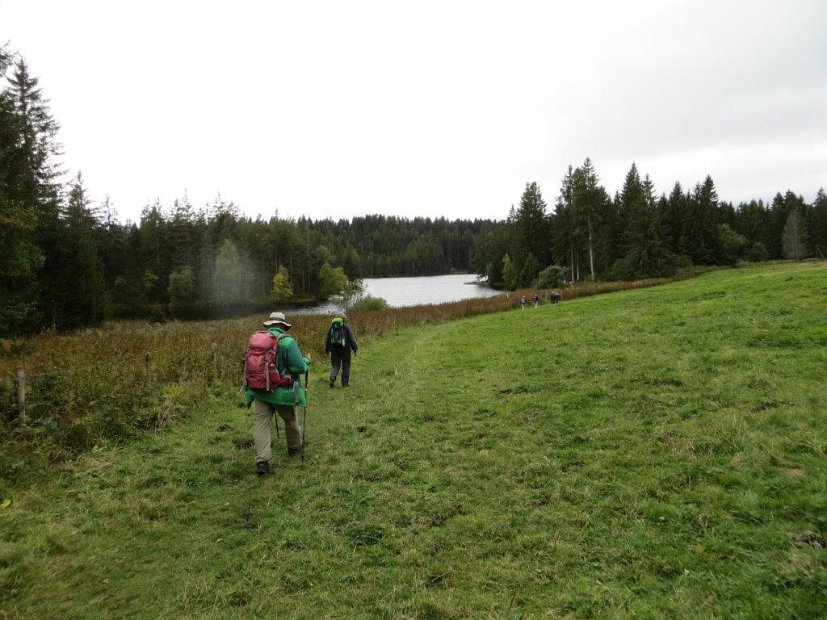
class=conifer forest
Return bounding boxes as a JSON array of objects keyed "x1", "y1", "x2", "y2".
[{"x1": 2, "y1": 49, "x2": 825, "y2": 336}]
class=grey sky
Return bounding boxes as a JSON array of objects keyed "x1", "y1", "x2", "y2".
[{"x1": 3, "y1": 0, "x2": 826, "y2": 223}]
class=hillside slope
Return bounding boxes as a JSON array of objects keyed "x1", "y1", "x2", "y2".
[{"x1": 1, "y1": 262, "x2": 825, "y2": 618}]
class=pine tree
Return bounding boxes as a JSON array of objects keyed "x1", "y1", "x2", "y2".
[
  {"x1": 512, "y1": 182, "x2": 550, "y2": 269},
  {"x1": 8, "y1": 59, "x2": 61, "y2": 206},
  {"x1": 663, "y1": 182, "x2": 686, "y2": 254},
  {"x1": 0, "y1": 49, "x2": 43, "y2": 334},
  {"x1": 139, "y1": 201, "x2": 167, "y2": 302},
  {"x1": 551, "y1": 166, "x2": 577, "y2": 280},
  {"x1": 54, "y1": 172, "x2": 108, "y2": 328},
  {"x1": 8, "y1": 58, "x2": 68, "y2": 329},
  {"x1": 518, "y1": 253, "x2": 541, "y2": 288},
  {"x1": 682, "y1": 176, "x2": 720, "y2": 264},
  {"x1": 732, "y1": 199, "x2": 769, "y2": 250},
  {"x1": 616, "y1": 166, "x2": 672, "y2": 278},
  {"x1": 570, "y1": 157, "x2": 610, "y2": 280},
  {"x1": 169, "y1": 194, "x2": 196, "y2": 268},
  {"x1": 501, "y1": 254, "x2": 519, "y2": 290},
  {"x1": 807, "y1": 188, "x2": 826, "y2": 259}
]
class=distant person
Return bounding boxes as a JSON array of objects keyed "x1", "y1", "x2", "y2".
[
  {"x1": 532, "y1": 294, "x2": 540, "y2": 307},
  {"x1": 325, "y1": 314, "x2": 358, "y2": 387},
  {"x1": 242, "y1": 311, "x2": 310, "y2": 476},
  {"x1": 550, "y1": 290, "x2": 562, "y2": 304},
  {"x1": 520, "y1": 295, "x2": 527, "y2": 309}
]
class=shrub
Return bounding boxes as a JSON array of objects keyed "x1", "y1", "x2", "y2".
[
  {"x1": 533, "y1": 265, "x2": 568, "y2": 289},
  {"x1": 745, "y1": 241, "x2": 769, "y2": 263},
  {"x1": 348, "y1": 296, "x2": 389, "y2": 312},
  {"x1": 717, "y1": 224, "x2": 748, "y2": 266},
  {"x1": 148, "y1": 307, "x2": 167, "y2": 325}
]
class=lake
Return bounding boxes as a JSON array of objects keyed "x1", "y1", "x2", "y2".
[
  {"x1": 363, "y1": 273, "x2": 502, "y2": 307},
  {"x1": 298, "y1": 273, "x2": 502, "y2": 314}
]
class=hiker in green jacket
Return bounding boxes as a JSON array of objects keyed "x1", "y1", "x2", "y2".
[{"x1": 243, "y1": 311, "x2": 310, "y2": 476}]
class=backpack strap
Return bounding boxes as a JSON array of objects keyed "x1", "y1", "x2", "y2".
[{"x1": 273, "y1": 332, "x2": 291, "y2": 378}]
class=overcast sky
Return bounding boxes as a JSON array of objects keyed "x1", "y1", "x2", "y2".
[{"x1": 3, "y1": 0, "x2": 826, "y2": 223}]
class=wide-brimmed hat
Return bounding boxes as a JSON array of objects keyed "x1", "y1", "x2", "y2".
[{"x1": 263, "y1": 311, "x2": 292, "y2": 329}]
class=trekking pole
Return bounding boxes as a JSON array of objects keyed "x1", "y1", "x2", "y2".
[{"x1": 301, "y1": 369, "x2": 309, "y2": 463}]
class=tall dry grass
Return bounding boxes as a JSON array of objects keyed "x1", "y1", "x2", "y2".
[{"x1": 0, "y1": 269, "x2": 709, "y2": 471}]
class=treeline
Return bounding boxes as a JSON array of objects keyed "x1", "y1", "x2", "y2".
[
  {"x1": 94, "y1": 205, "x2": 490, "y2": 319},
  {"x1": 471, "y1": 158, "x2": 826, "y2": 288},
  {"x1": 0, "y1": 50, "x2": 491, "y2": 335},
  {"x1": 2, "y1": 49, "x2": 825, "y2": 337}
]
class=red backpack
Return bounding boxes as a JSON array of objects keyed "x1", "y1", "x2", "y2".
[{"x1": 242, "y1": 331, "x2": 294, "y2": 390}]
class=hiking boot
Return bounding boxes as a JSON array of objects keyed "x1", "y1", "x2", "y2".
[
  {"x1": 329, "y1": 380, "x2": 335, "y2": 388},
  {"x1": 256, "y1": 461, "x2": 270, "y2": 476},
  {"x1": 287, "y1": 444, "x2": 304, "y2": 457},
  {"x1": 343, "y1": 383, "x2": 350, "y2": 388}
]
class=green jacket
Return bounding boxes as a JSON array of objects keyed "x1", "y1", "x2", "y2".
[{"x1": 244, "y1": 327, "x2": 309, "y2": 407}]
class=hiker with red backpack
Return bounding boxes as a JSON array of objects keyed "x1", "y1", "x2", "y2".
[
  {"x1": 242, "y1": 311, "x2": 310, "y2": 476},
  {"x1": 324, "y1": 314, "x2": 358, "y2": 388}
]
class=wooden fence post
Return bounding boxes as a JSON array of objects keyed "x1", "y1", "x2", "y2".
[
  {"x1": 15, "y1": 367, "x2": 26, "y2": 424},
  {"x1": 210, "y1": 343, "x2": 218, "y2": 383}
]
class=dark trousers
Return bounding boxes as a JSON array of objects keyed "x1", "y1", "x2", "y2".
[{"x1": 330, "y1": 346, "x2": 352, "y2": 385}]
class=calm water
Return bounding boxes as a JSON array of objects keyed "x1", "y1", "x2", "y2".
[
  {"x1": 363, "y1": 273, "x2": 502, "y2": 307},
  {"x1": 297, "y1": 273, "x2": 502, "y2": 314}
]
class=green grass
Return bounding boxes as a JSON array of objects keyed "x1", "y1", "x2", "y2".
[
  {"x1": 1, "y1": 262, "x2": 825, "y2": 618},
  {"x1": 0, "y1": 269, "x2": 705, "y2": 465}
]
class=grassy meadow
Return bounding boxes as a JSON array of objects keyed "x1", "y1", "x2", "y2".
[
  {"x1": 1, "y1": 262, "x2": 825, "y2": 618},
  {"x1": 0, "y1": 271, "x2": 703, "y2": 471}
]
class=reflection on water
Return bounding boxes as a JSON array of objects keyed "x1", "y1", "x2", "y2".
[{"x1": 294, "y1": 273, "x2": 502, "y2": 315}]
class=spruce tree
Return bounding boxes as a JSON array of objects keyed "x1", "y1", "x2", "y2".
[
  {"x1": 732, "y1": 199, "x2": 769, "y2": 251},
  {"x1": 551, "y1": 166, "x2": 576, "y2": 280},
  {"x1": 501, "y1": 254, "x2": 519, "y2": 290},
  {"x1": 664, "y1": 182, "x2": 686, "y2": 255},
  {"x1": 9, "y1": 59, "x2": 61, "y2": 204},
  {"x1": 512, "y1": 182, "x2": 550, "y2": 269},
  {"x1": 518, "y1": 253, "x2": 541, "y2": 288},
  {"x1": 809, "y1": 188, "x2": 827, "y2": 258},
  {"x1": 54, "y1": 173, "x2": 108, "y2": 328},
  {"x1": 682, "y1": 176, "x2": 720, "y2": 264},
  {"x1": 0, "y1": 49, "x2": 43, "y2": 334},
  {"x1": 616, "y1": 166, "x2": 672, "y2": 278},
  {"x1": 9, "y1": 58, "x2": 67, "y2": 329},
  {"x1": 570, "y1": 157, "x2": 610, "y2": 280}
]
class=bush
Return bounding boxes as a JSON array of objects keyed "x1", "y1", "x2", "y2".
[
  {"x1": 717, "y1": 224, "x2": 748, "y2": 266},
  {"x1": 148, "y1": 307, "x2": 167, "y2": 325},
  {"x1": 745, "y1": 241, "x2": 769, "y2": 263},
  {"x1": 348, "y1": 296, "x2": 389, "y2": 312},
  {"x1": 533, "y1": 265, "x2": 568, "y2": 288}
]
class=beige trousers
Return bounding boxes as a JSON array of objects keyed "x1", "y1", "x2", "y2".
[{"x1": 253, "y1": 400, "x2": 303, "y2": 463}]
